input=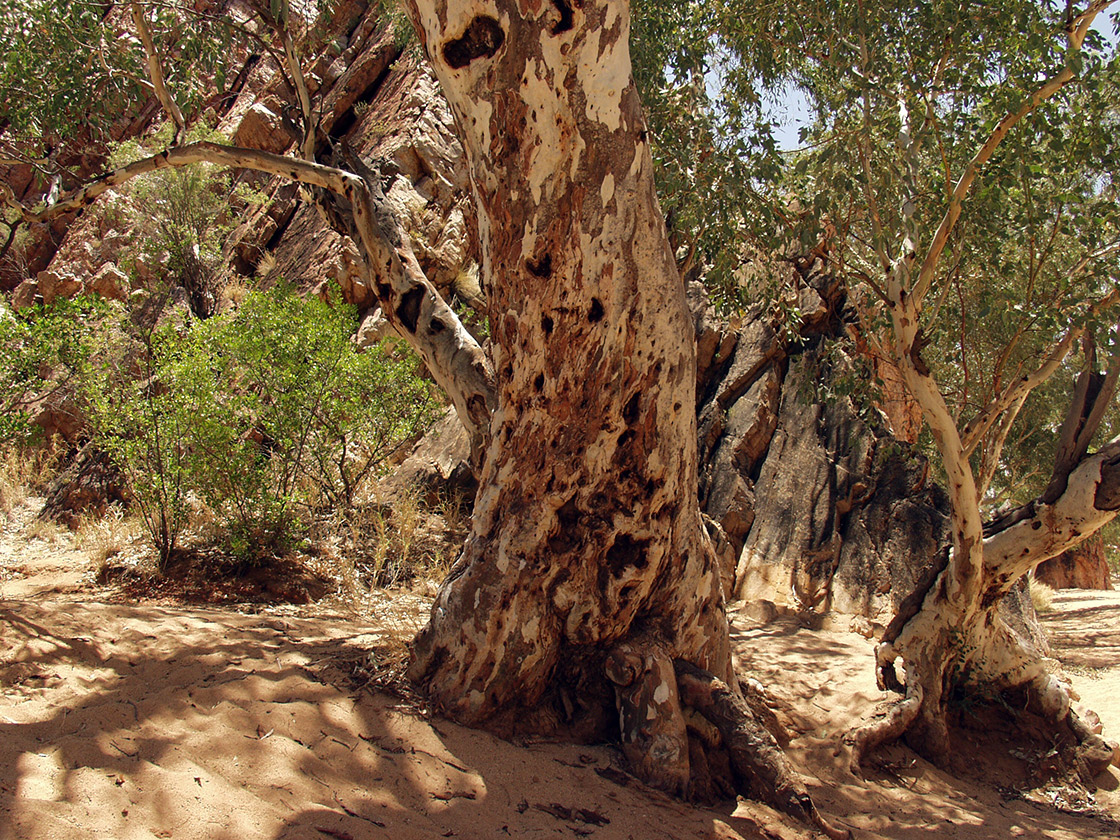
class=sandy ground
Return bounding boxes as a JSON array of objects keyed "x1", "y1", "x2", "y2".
[{"x1": 2, "y1": 500, "x2": 1119, "y2": 840}]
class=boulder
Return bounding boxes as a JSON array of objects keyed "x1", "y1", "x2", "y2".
[
  {"x1": 378, "y1": 407, "x2": 475, "y2": 506},
  {"x1": 87, "y1": 263, "x2": 129, "y2": 302},
  {"x1": 355, "y1": 307, "x2": 393, "y2": 348},
  {"x1": 36, "y1": 268, "x2": 83, "y2": 304},
  {"x1": 30, "y1": 382, "x2": 86, "y2": 445},
  {"x1": 11, "y1": 278, "x2": 39, "y2": 310},
  {"x1": 233, "y1": 101, "x2": 292, "y2": 155},
  {"x1": 1034, "y1": 536, "x2": 1114, "y2": 590}
]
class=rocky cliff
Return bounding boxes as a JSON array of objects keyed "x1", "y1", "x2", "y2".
[{"x1": 2, "y1": 2, "x2": 476, "y2": 333}]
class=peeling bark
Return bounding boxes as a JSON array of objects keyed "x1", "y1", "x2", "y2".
[{"x1": 401, "y1": 0, "x2": 832, "y2": 822}]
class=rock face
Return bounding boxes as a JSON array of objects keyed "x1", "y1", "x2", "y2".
[
  {"x1": 1034, "y1": 536, "x2": 1115, "y2": 590},
  {"x1": 690, "y1": 275, "x2": 952, "y2": 627},
  {"x1": 3, "y1": 2, "x2": 475, "y2": 329},
  {"x1": 39, "y1": 444, "x2": 129, "y2": 528}
]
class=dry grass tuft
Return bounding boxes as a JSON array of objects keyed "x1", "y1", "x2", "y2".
[
  {"x1": 73, "y1": 507, "x2": 142, "y2": 568},
  {"x1": 1030, "y1": 578, "x2": 1056, "y2": 613},
  {"x1": 24, "y1": 515, "x2": 65, "y2": 543},
  {"x1": 0, "y1": 442, "x2": 63, "y2": 516}
]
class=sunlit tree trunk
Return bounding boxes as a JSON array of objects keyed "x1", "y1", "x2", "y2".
[
  {"x1": 401, "y1": 3, "x2": 843, "y2": 832},
  {"x1": 405, "y1": 0, "x2": 728, "y2": 763}
]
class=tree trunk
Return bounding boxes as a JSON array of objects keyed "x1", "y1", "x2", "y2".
[
  {"x1": 401, "y1": 3, "x2": 843, "y2": 830},
  {"x1": 405, "y1": 0, "x2": 729, "y2": 737},
  {"x1": 855, "y1": 436, "x2": 1120, "y2": 774}
]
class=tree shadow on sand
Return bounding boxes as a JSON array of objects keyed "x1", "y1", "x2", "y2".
[{"x1": 1, "y1": 597, "x2": 1118, "y2": 840}]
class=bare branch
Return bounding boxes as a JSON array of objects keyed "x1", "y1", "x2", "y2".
[
  {"x1": 130, "y1": 1, "x2": 186, "y2": 142},
  {"x1": 975, "y1": 392, "x2": 1029, "y2": 500},
  {"x1": 279, "y1": 27, "x2": 317, "y2": 160}
]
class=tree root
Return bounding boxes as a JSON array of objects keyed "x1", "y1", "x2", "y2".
[
  {"x1": 848, "y1": 685, "x2": 923, "y2": 775},
  {"x1": 849, "y1": 659, "x2": 1117, "y2": 791},
  {"x1": 674, "y1": 660, "x2": 852, "y2": 840},
  {"x1": 604, "y1": 643, "x2": 691, "y2": 796},
  {"x1": 1067, "y1": 710, "x2": 1118, "y2": 785},
  {"x1": 604, "y1": 646, "x2": 849, "y2": 837}
]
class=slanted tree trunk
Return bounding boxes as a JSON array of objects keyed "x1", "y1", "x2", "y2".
[
  {"x1": 402, "y1": 2, "x2": 844, "y2": 833},
  {"x1": 853, "y1": 279, "x2": 1120, "y2": 778}
]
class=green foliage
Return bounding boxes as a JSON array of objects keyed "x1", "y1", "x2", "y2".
[
  {"x1": 0, "y1": 1, "x2": 239, "y2": 156},
  {"x1": 0, "y1": 296, "x2": 101, "y2": 446},
  {"x1": 81, "y1": 283, "x2": 439, "y2": 565},
  {"x1": 82, "y1": 307, "x2": 194, "y2": 566},
  {"x1": 0, "y1": 0, "x2": 145, "y2": 143},
  {"x1": 637, "y1": 0, "x2": 1120, "y2": 509},
  {"x1": 177, "y1": 284, "x2": 439, "y2": 559},
  {"x1": 107, "y1": 124, "x2": 269, "y2": 314},
  {"x1": 633, "y1": 0, "x2": 787, "y2": 311}
]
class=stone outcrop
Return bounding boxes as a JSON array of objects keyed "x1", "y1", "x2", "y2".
[
  {"x1": 691, "y1": 274, "x2": 954, "y2": 627},
  {"x1": 39, "y1": 444, "x2": 129, "y2": 528},
  {"x1": 1035, "y1": 536, "x2": 1115, "y2": 590}
]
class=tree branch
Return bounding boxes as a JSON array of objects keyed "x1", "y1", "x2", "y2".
[
  {"x1": 1042, "y1": 329, "x2": 1120, "y2": 503},
  {"x1": 130, "y1": 1, "x2": 187, "y2": 143},
  {"x1": 983, "y1": 436, "x2": 1120, "y2": 586},
  {"x1": 911, "y1": 0, "x2": 1117, "y2": 305}
]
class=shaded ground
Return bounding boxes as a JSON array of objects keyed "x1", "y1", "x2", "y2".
[{"x1": 2, "y1": 499, "x2": 1119, "y2": 840}]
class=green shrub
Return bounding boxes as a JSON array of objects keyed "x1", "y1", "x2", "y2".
[
  {"x1": 0, "y1": 296, "x2": 99, "y2": 446},
  {"x1": 83, "y1": 282, "x2": 439, "y2": 565},
  {"x1": 81, "y1": 307, "x2": 195, "y2": 566}
]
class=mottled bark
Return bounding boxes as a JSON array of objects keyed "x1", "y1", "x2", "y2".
[
  {"x1": 402, "y1": 0, "x2": 829, "y2": 821},
  {"x1": 405, "y1": 0, "x2": 729, "y2": 714}
]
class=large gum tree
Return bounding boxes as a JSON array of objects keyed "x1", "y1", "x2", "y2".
[
  {"x1": 0, "y1": 0, "x2": 846, "y2": 833},
  {"x1": 679, "y1": 0, "x2": 1120, "y2": 772},
  {"x1": 398, "y1": 2, "x2": 846, "y2": 833}
]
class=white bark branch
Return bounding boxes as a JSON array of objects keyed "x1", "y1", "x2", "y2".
[
  {"x1": 983, "y1": 437, "x2": 1120, "y2": 583},
  {"x1": 130, "y1": 1, "x2": 186, "y2": 142},
  {"x1": 911, "y1": 0, "x2": 1117, "y2": 305},
  {"x1": 280, "y1": 27, "x2": 317, "y2": 160}
]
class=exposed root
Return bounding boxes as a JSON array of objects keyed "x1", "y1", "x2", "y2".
[
  {"x1": 674, "y1": 660, "x2": 852, "y2": 840},
  {"x1": 848, "y1": 685, "x2": 923, "y2": 775},
  {"x1": 1028, "y1": 672, "x2": 1072, "y2": 722},
  {"x1": 1065, "y1": 708, "x2": 1118, "y2": 785},
  {"x1": 605, "y1": 642, "x2": 690, "y2": 796}
]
